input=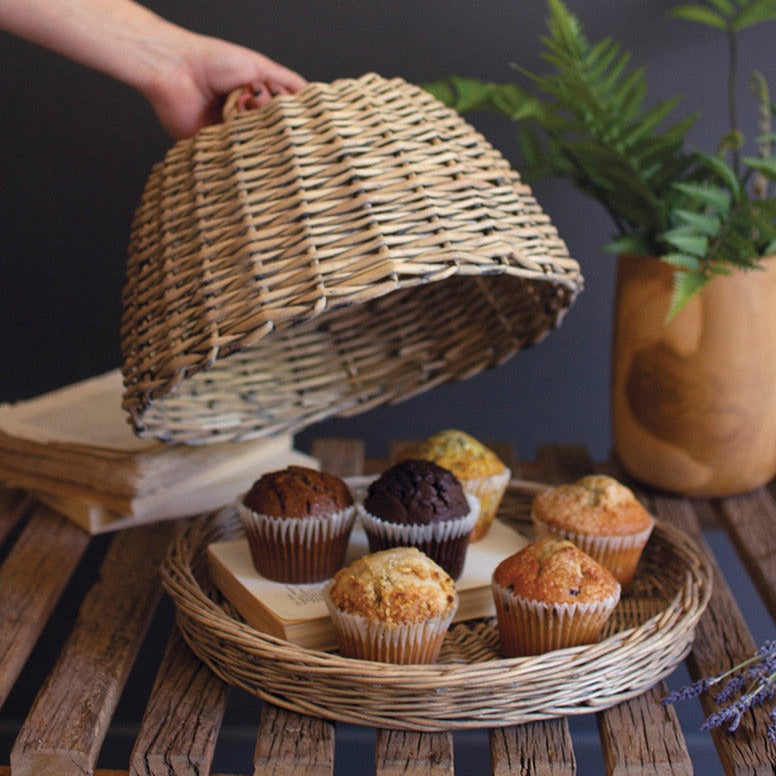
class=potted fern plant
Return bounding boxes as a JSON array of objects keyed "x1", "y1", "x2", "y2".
[{"x1": 425, "y1": 0, "x2": 776, "y2": 496}]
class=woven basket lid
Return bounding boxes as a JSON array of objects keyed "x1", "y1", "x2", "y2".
[{"x1": 121, "y1": 73, "x2": 582, "y2": 444}]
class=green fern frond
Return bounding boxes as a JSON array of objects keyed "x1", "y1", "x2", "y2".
[
  {"x1": 672, "y1": 182, "x2": 732, "y2": 211},
  {"x1": 665, "y1": 269, "x2": 712, "y2": 321},
  {"x1": 422, "y1": 0, "x2": 775, "y2": 315}
]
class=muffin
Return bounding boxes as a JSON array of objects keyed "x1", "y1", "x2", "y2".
[
  {"x1": 398, "y1": 429, "x2": 510, "y2": 541},
  {"x1": 237, "y1": 465, "x2": 355, "y2": 583},
  {"x1": 492, "y1": 537, "x2": 621, "y2": 657},
  {"x1": 531, "y1": 474, "x2": 654, "y2": 586},
  {"x1": 324, "y1": 546, "x2": 458, "y2": 663},
  {"x1": 360, "y1": 459, "x2": 478, "y2": 579}
]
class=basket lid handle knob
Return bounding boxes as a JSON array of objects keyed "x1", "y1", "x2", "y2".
[{"x1": 222, "y1": 82, "x2": 273, "y2": 122}]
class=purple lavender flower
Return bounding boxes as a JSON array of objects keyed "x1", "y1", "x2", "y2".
[
  {"x1": 664, "y1": 639, "x2": 776, "y2": 744},
  {"x1": 663, "y1": 677, "x2": 713, "y2": 705},
  {"x1": 714, "y1": 672, "x2": 748, "y2": 704},
  {"x1": 701, "y1": 700, "x2": 743, "y2": 731}
]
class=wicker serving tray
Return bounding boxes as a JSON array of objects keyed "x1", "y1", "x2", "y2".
[{"x1": 161, "y1": 483, "x2": 712, "y2": 731}]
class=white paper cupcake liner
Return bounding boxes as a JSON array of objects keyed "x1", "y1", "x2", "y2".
[
  {"x1": 461, "y1": 467, "x2": 511, "y2": 542},
  {"x1": 323, "y1": 582, "x2": 457, "y2": 663},
  {"x1": 237, "y1": 500, "x2": 356, "y2": 583},
  {"x1": 358, "y1": 493, "x2": 479, "y2": 579},
  {"x1": 491, "y1": 581, "x2": 621, "y2": 657},
  {"x1": 531, "y1": 515, "x2": 655, "y2": 586}
]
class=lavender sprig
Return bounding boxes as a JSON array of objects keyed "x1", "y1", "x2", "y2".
[{"x1": 664, "y1": 640, "x2": 776, "y2": 743}]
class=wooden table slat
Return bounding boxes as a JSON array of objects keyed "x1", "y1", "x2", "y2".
[
  {"x1": 129, "y1": 625, "x2": 228, "y2": 776},
  {"x1": 310, "y1": 438, "x2": 365, "y2": 479},
  {"x1": 10, "y1": 521, "x2": 177, "y2": 776},
  {"x1": 530, "y1": 447, "x2": 696, "y2": 775},
  {"x1": 0, "y1": 504, "x2": 90, "y2": 709},
  {"x1": 597, "y1": 684, "x2": 693, "y2": 776},
  {"x1": 0, "y1": 486, "x2": 30, "y2": 547},
  {"x1": 253, "y1": 703, "x2": 334, "y2": 776},
  {"x1": 718, "y1": 486, "x2": 776, "y2": 621},
  {"x1": 650, "y1": 495, "x2": 776, "y2": 774},
  {"x1": 0, "y1": 770, "x2": 130, "y2": 776},
  {"x1": 249, "y1": 437, "x2": 361, "y2": 776},
  {"x1": 594, "y1": 480, "x2": 696, "y2": 772},
  {"x1": 484, "y1": 445, "x2": 584, "y2": 775},
  {"x1": 0, "y1": 770, "x2": 242, "y2": 776},
  {"x1": 375, "y1": 729, "x2": 454, "y2": 776},
  {"x1": 535, "y1": 443, "x2": 595, "y2": 485},
  {"x1": 490, "y1": 719, "x2": 576, "y2": 776}
]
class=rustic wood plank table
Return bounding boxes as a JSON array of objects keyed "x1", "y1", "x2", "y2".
[{"x1": 0, "y1": 438, "x2": 774, "y2": 775}]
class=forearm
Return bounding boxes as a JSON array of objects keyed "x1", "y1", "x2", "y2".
[
  {"x1": 0, "y1": 0, "x2": 306, "y2": 138},
  {"x1": 0, "y1": 0, "x2": 190, "y2": 98}
]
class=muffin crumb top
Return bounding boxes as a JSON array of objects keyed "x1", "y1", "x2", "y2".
[
  {"x1": 532, "y1": 475, "x2": 652, "y2": 536},
  {"x1": 493, "y1": 537, "x2": 620, "y2": 604},
  {"x1": 328, "y1": 547, "x2": 458, "y2": 624},
  {"x1": 400, "y1": 429, "x2": 505, "y2": 479}
]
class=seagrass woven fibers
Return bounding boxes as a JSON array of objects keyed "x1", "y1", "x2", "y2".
[
  {"x1": 160, "y1": 481, "x2": 712, "y2": 731},
  {"x1": 121, "y1": 73, "x2": 582, "y2": 443}
]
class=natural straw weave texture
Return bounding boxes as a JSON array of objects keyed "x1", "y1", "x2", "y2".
[
  {"x1": 121, "y1": 73, "x2": 582, "y2": 443},
  {"x1": 161, "y1": 482, "x2": 712, "y2": 731}
]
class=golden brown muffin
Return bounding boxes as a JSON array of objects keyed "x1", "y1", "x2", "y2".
[
  {"x1": 325, "y1": 547, "x2": 459, "y2": 663},
  {"x1": 328, "y1": 546, "x2": 457, "y2": 624},
  {"x1": 242, "y1": 465, "x2": 353, "y2": 517},
  {"x1": 401, "y1": 429, "x2": 506, "y2": 479},
  {"x1": 493, "y1": 538, "x2": 620, "y2": 604},
  {"x1": 398, "y1": 430, "x2": 511, "y2": 542},
  {"x1": 491, "y1": 537, "x2": 621, "y2": 657},
  {"x1": 530, "y1": 475, "x2": 654, "y2": 587},
  {"x1": 531, "y1": 475, "x2": 652, "y2": 536}
]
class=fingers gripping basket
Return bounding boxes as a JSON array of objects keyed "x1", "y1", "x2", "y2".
[{"x1": 121, "y1": 73, "x2": 582, "y2": 443}]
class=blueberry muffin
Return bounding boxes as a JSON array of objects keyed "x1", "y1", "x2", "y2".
[{"x1": 492, "y1": 537, "x2": 621, "y2": 657}]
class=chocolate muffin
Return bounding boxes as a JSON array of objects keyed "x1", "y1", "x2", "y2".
[
  {"x1": 363, "y1": 459, "x2": 469, "y2": 525},
  {"x1": 360, "y1": 459, "x2": 477, "y2": 579},
  {"x1": 243, "y1": 466, "x2": 353, "y2": 517},
  {"x1": 237, "y1": 466, "x2": 355, "y2": 583},
  {"x1": 397, "y1": 429, "x2": 511, "y2": 541}
]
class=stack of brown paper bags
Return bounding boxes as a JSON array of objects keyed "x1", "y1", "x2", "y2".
[{"x1": 0, "y1": 370, "x2": 317, "y2": 533}]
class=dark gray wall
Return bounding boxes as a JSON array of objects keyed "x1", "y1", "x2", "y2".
[{"x1": 1, "y1": 1, "x2": 773, "y2": 462}]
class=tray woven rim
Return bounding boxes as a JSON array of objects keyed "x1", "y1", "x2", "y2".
[{"x1": 161, "y1": 482, "x2": 713, "y2": 731}]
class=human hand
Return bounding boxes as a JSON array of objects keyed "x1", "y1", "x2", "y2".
[
  {"x1": 146, "y1": 32, "x2": 306, "y2": 139},
  {"x1": 0, "y1": 0, "x2": 307, "y2": 140}
]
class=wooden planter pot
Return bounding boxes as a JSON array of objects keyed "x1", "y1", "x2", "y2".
[{"x1": 612, "y1": 253, "x2": 776, "y2": 497}]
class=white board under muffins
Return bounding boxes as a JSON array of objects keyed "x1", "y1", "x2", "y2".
[{"x1": 207, "y1": 518, "x2": 529, "y2": 651}]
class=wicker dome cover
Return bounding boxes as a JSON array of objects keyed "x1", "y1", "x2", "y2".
[{"x1": 121, "y1": 73, "x2": 582, "y2": 443}]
